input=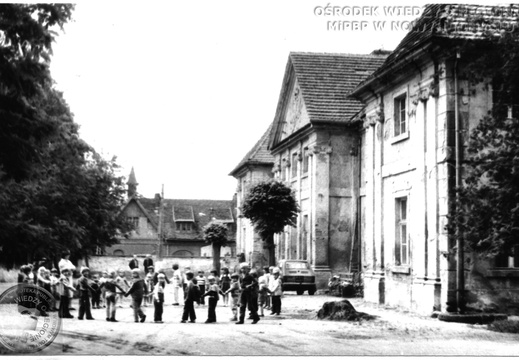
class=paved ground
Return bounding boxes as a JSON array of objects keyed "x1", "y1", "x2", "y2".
[{"x1": 1, "y1": 282, "x2": 519, "y2": 356}]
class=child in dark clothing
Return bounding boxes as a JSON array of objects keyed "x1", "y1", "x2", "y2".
[
  {"x1": 220, "y1": 267, "x2": 231, "y2": 307},
  {"x1": 125, "y1": 269, "x2": 147, "y2": 323},
  {"x1": 202, "y1": 275, "x2": 220, "y2": 323},
  {"x1": 181, "y1": 271, "x2": 200, "y2": 323},
  {"x1": 90, "y1": 274, "x2": 101, "y2": 309},
  {"x1": 195, "y1": 271, "x2": 206, "y2": 305},
  {"x1": 78, "y1": 267, "x2": 95, "y2": 320}
]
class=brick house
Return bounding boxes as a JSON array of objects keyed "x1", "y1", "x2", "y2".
[{"x1": 106, "y1": 168, "x2": 236, "y2": 258}]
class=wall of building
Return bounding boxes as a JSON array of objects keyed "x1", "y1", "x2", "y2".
[
  {"x1": 272, "y1": 126, "x2": 360, "y2": 289},
  {"x1": 361, "y1": 53, "x2": 519, "y2": 315},
  {"x1": 81, "y1": 255, "x2": 239, "y2": 278},
  {"x1": 361, "y1": 58, "x2": 447, "y2": 314},
  {"x1": 234, "y1": 165, "x2": 273, "y2": 267}
]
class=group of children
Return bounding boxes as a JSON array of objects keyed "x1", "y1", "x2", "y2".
[
  {"x1": 180, "y1": 263, "x2": 283, "y2": 325},
  {"x1": 17, "y1": 261, "x2": 284, "y2": 325}
]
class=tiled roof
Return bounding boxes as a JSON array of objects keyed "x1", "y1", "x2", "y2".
[
  {"x1": 229, "y1": 123, "x2": 274, "y2": 176},
  {"x1": 136, "y1": 198, "x2": 235, "y2": 239},
  {"x1": 353, "y1": 4, "x2": 519, "y2": 94},
  {"x1": 289, "y1": 52, "x2": 388, "y2": 123},
  {"x1": 172, "y1": 205, "x2": 194, "y2": 221}
]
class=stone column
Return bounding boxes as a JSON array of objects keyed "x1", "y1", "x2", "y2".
[{"x1": 310, "y1": 144, "x2": 332, "y2": 288}]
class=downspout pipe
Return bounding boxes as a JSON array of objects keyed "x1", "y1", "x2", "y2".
[{"x1": 454, "y1": 50, "x2": 465, "y2": 312}]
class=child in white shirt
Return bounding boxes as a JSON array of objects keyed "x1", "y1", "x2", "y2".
[{"x1": 268, "y1": 268, "x2": 283, "y2": 316}]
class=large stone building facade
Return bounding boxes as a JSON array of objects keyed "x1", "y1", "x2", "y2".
[
  {"x1": 232, "y1": 4, "x2": 519, "y2": 314},
  {"x1": 351, "y1": 4, "x2": 519, "y2": 314},
  {"x1": 266, "y1": 52, "x2": 388, "y2": 288}
]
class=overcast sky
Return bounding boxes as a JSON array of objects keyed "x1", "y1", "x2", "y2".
[{"x1": 50, "y1": 0, "x2": 427, "y2": 200}]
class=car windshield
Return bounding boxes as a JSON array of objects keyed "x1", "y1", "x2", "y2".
[{"x1": 285, "y1": 262, "x2": 309, "y2": 270}]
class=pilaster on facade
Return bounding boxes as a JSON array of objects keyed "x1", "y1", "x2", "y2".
[{"x1": 310, "y1": 144, "x2": 333, "y2": 286}]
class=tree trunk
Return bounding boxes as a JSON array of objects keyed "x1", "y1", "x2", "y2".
[
  {"x1": 212, "y1": 243, "x2": 221, "y2": 274},
  {"x1": 266, "y1": 234, "x2": 276, "y2": 267}
]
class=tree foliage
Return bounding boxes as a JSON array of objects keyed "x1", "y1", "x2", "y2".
[
  {"x1": 450, "y1": 26, "x2": 519, "y2": 258},
  {"x1": 241, "y1": 180, "x2": 299, "y2": 265},
  {"x1": 451, "y1": 114, "x2": 519, "y2": 257},
  {"x1": 0, "y1": 4, "x2": 130, "y2": 268},
  {"x1": 203, "y1": 221, "x2": 228, "y2": 247},
  {"x1": 0, "y1": 4, "x2": 74, "y2": 181}
]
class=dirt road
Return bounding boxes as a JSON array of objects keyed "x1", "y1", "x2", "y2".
[{"x1": 8, "y1": 292, "x2": 514, "y2": 356}]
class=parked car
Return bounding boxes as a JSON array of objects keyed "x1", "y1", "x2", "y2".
[{"x1": 278, "y1": 260, "x2": 316, "y2": 295}]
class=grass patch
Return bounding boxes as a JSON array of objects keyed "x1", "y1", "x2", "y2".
[{"x1": 488, "y1": 319, "x2": 519, "y2": 333}]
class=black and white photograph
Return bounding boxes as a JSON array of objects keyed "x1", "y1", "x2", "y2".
[{"x1": 0, "y1": 1, "x2": 519, "y2": 356}]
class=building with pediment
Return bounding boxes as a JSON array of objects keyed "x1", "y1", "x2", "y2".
[
  {"x1": 232, "y1": 5, "x2": 519, "y2": 314},
  {"x1": 106, "y1": 168, "x2": 236, "y2": 258},
  {"x1": 266, "y1": 52, "x2": 388, "y2": 288}
]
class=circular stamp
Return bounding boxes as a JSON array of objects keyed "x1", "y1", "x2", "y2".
[{"x1": 0, "y1": 284, "x2": 61, "y2": 353}]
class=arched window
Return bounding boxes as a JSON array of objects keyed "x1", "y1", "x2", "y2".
[
  {"x1": 173, "y1": 250, "x2": 193, "y2": 257},
  {"x1": 113, "y1": 249, "x2": 125, "y2": 257}
]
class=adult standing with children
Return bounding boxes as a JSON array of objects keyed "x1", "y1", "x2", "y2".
[
  {"x1": 236, "y1": 263, "x2": 260, "y2": 324},
  {"x1": 143, "y1": 254, "x2": 153, "y2": 274},
  {"x1": 129, "y1": 254, "x2": 139, "y2": 270}
]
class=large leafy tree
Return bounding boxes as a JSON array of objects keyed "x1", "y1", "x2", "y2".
[
  {"x1": 0, "y1": 4, "x2": 74, "y2": 181},
  {"x1": 450, "y1": 26, "x2": 519, "y2": 259},
  {"x1": 0, "y1": 4, "x2": 131, "y2": 268},
  {"x1": 203, "y1": 221, "x2": 228, "y2": 274},
  {"x1": 241, "y1": 180, "x2": 299, "y2": 266},
  {"x1": 0, "y1": 84, "x2": 131, "y2": 268}
]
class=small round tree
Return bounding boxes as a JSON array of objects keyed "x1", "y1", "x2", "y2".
[
  {"x1": 241, "y1": 180, "x2": 299, "y2": 266},
  {"x1": 203, "y1": 221, "x2": 228, "y2": 274}
]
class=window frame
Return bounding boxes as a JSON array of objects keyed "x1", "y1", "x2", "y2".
[
  {"x1": 392, "y1": 90, "x2": 410, "y2": 143},
  {"x1": 302, "y1": 147, "x2": 309, "y2": 175},
  {"x1": 494, "y1": 246, "x2": 519, "y2": 269},
  {"x1": 395, "y1": 196, "x2": 409, "y2": 266},
  {"x1": 127, "y1": 216, "x2": 140, "y2": 234},
  {"x1": 176, "y1": 222, "x2": 193, "y2": 231},
  {"x1": 291, "y1": 152, "x2": 298, "y2": 179}
]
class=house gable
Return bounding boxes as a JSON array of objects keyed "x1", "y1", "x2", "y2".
[
  {"x1": 279, "y1": 78, "x2": 311, "y2": 142},
  {"x1": 120, "y1": 197, "x2": 159, "y2": 238},
  {"x1": 229, "y1": 123, "x2": 275, "y2": 178},
  {"x1": 269, "y1": 52, "x2": 388, "y2": 150}
]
